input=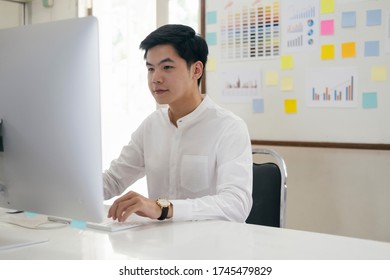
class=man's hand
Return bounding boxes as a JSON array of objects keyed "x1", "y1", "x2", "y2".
[{"x1": 107, "y1": 191, "x2": 164, "y2": 222}]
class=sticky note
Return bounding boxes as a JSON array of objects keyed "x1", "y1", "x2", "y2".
[
  {"x1": 366, "y1": 9, "x2": 381, "y2": 26},
  {"x1": 206, "y1": 11, "x2": 217, "y2": 25},
  {"x1": 206, "y1": 32, "x2": 217, "y2": 46},
  {"x1": 321, "y1": 19, "x2": 334, "y2": 35},
  {"x1": 285, "y1": 99, "x2": 297, "y2": 114},
  {"x1": 206, "y1": 56, "x2": 217, "y2": 71},
  {"x1": 371, "y1": 65, "x2": 387, "y2": 81},
  {"x1": 342, "y1": 11, "x2": 356, "y2": 28},
  {"x1": 70, "y1": 219, "x2": 87, "y2": 229},
  {"x1": 265, "y1": 71, "x2": 278, "y2": 85},
  {"x1": 280, "y1": 55, "x2": 293, "y2": 69},
  {"x1": 281, "y1": 76, "x2": 294, "y2": 91},
  {"x1": 320, "y1": 0, "x2": 334, "y2": 14},
  {"x1": 341, "y1": 42, "x2": 356, "y2": 58},
  {"x1": 362, "y1": 92, "x2": 378, "y2": 109},
  {"x1": 24, "y1": 212, "x2": 38, "y2": 217},
  {"x1": 321, "y1": 44, "x2": 335, "y2": 60},
  {"x1": 364, "y1": 41, "x2": 380, "y2": 57},
  {"x1": 252, "y1": 98, "x2": 264, "y2": 113}
]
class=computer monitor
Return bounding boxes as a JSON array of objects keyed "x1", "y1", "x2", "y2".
[{"x1": 0, "y1": 17, "x2": 104, "y2": 223}]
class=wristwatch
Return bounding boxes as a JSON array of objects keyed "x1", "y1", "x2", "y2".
[{"x1": 156, "y1": 198, "x2": 171, "y2": 221}]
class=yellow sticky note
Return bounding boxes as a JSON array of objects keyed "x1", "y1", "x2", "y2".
[
  {"x1": 280, "y1": 55, "x2": 293, "y2": 70},
  {"x1": 371, "y1": 65, "x2": 387, "y2": 81},
  {"x1": 265, "y1": 71, "x2": 279, "y2": 86},
  {"x1": 321, "y1": 44, "x2": 335, "y2": 60},
  {"x1": 341, "y1": 42, "x2": 356, "y2": 58},
  {"x1": 285, "y1": 99, "x2": 297, "y2": 114},
  {"x1": 281, "y1": 76, "x2": 293, "y2": 91},
  {"x1": 320, "y1": 0, "x2": 335, "y2": 14},
  {"x1": 206, "y1": 56, "x2": 217, "y2": 72}
]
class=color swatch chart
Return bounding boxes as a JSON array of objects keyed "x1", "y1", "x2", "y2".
[{"x1": 220, "y1": 0, "x2": 280, "y2": 60}]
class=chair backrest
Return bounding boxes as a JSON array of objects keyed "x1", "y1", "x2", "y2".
[{"x1": 245, "y1": 148, "x2": 287, "y2": 228}]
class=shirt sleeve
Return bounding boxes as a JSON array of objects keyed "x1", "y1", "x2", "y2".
[
  {"x1": 102, "y1": 127, "x2": 146, "y2": 200},
  {"x1": 171, "y1": 119, "x2": 253, "y2": 223}
]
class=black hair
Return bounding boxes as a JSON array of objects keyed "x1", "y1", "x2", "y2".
[{"x1": 139, "y1": 24, "x2": 208, "y2": 86}]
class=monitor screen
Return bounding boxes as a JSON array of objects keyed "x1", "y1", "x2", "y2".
[{"x1": 0, "y1": 17, "x2": 104, "y2": 223}]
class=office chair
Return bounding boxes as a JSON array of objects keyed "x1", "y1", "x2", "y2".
[{"x1": 246, "y1": 148, "x2": 287, "y2": 228}]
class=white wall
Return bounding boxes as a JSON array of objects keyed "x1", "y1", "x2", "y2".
[
  {"x1": 26, "y1": 0, "x2": 78, "y2": 24},
  {"x1": 0, "y1": 1, "x2": 24, "y2": 28},
  {"x1": 255, "y1": 145, "x2": 390, "y2": 243}
]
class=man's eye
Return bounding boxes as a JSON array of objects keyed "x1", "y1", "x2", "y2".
[{"x1": 164, "y1": 65, "x2": 173, "y2": 70}]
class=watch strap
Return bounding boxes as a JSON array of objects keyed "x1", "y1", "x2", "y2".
[{"x1": 157, "y1": 205, "x2": 169, "y2": 221}]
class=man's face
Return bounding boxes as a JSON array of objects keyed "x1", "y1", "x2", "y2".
[{"x1": 145, "y1": 44, "x2": 197, "y2": 107}]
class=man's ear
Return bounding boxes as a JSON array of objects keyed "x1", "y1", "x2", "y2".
[{"x1": 193, "y1": 61, "x2": 204, "y2": 80}]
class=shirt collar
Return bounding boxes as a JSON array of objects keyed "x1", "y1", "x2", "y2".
[{"x1": 175, "y1": 95, "x2": 211, "y2": 127}]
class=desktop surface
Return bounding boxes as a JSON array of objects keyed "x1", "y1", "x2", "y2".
[{"x1": 1, "y1": 208, "x2": 390, "y2": 260}]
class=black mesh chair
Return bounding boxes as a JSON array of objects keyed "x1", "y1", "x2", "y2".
[{"x1": 246, "y1": 148, "x2": 287, "y2": 228}]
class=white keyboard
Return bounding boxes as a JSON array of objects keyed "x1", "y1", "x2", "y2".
[
  {"x1": 47, "y1": 215, "x2": 152, "y2": 232},
  {"x1": 87, "y1": 217, "x2": 146, "y2": 232}
]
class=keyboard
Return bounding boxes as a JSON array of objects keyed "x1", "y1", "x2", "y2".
[
  {"x1": 87, "y1": 217, "x2": 147, "y2": 232},
  {"x1": 47, "y1": 214, "x2": 152, "y2": 232}
]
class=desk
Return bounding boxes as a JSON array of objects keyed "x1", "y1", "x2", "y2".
[{"x1": 1, "y1": 210, "x2": 390, "y2": 260}]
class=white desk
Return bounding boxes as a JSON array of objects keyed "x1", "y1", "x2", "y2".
[{"x1": 1, "y1": 210, "x2": 390, "y2": 260}]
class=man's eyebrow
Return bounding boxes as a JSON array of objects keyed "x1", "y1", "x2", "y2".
[{"x1": 146, "y1": 57, "x2": 175, "y2": 66}]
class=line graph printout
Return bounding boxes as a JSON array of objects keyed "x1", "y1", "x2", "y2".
[
  {"x1": 281, "y1": 0, "x2": 319, "y2": 53},
  {"x1": 306, "y1": 67, "x2": 358, "y2": 108},
  {"x1": 220, "y1": 0, "x2": 280, "y2": 60}
]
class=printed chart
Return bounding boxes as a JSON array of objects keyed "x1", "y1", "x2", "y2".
[
  {"x1": 282, "y1": 0, "x2": 319, "y2": 52},
  {"x1": 306, "y1": 67, "x2": 358, "y2": 108},
  {"x1": 220, "y1": 0, "x2": 280, "y2": 60}
]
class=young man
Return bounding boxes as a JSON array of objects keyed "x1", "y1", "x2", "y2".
[{"x1": 104, "y1": 24, "x2": 253, "y2": 223}]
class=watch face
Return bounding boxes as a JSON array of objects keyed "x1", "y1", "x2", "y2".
[{"x1": 157, "y1": 199, "x2": 170, "y2": 207}]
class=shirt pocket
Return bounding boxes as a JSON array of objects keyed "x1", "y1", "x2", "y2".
[{"x1": 180, "y1": 155, "x2": 209, "y2": 194}]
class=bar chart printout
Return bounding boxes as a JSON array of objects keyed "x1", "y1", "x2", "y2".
[
  {"x1": 282, "y1": 0, "x2": 319, "y2": 53},
  {"x1": 306, "y1": 67, "x2": 358, "y2": 108}
]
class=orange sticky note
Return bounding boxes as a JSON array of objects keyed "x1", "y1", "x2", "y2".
[
  {"x1": 285, "y1": 99, "x2": 297, "y2": 114},
  {"x1": 321, "y1": 44, "x2": 335, "y2": 60},
  {"x1": 280, "y1": 55, "x2": 293, "y2": 69},
  {"x1": 342, "y1": 42, "x2": 356, "y2": 58}
]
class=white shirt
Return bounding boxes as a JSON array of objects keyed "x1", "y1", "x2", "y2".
[{"x1": 103, "y1": 96, "x2": 253, "y2": 222}]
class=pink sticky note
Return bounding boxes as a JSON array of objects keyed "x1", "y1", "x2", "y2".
[{"x1": 321, "y1": 19, "x2": 334, "y2": 35}]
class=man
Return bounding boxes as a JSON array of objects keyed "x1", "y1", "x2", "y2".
[{"x1": 104, "y1": 24, "x2": 252, "y2": 223}]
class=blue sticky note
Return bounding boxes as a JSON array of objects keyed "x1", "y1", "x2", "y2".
[
  {"x1": 364, "y1": 41, "x2": 380, "y2": 56},
  {"x1": 342, "y1": 11, "x2": 356, "y2": 28},
  {"x1": 362, "y1": 92, "x2": 378, "y2": 109},
  {"x1": 206, "y1": 32, "x2": 217, "y2": 46},
  {"x1": 252, "y1": 98, "x2": 264, "y2": 113},
  {"x1": 24, "y1": 212, "x2": 38, "y2": 217},
  {"x1": 366, "y1": 9, "x2": 381, "y2": 26},
  {"x1": 70, "y1": 219, "x2": 87, "y2": 229},
  {"x1": 206, "y1": 11, "x2": 217, "y2": 25}
]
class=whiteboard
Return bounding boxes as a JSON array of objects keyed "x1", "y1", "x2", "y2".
[{"x1": 205, "y1": 0, "x2": 390, "y2": 145}]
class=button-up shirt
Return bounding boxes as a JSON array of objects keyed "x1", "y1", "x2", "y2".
[{"x1": 103, "y1": 96, "x2": 253, "y2": 222}]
